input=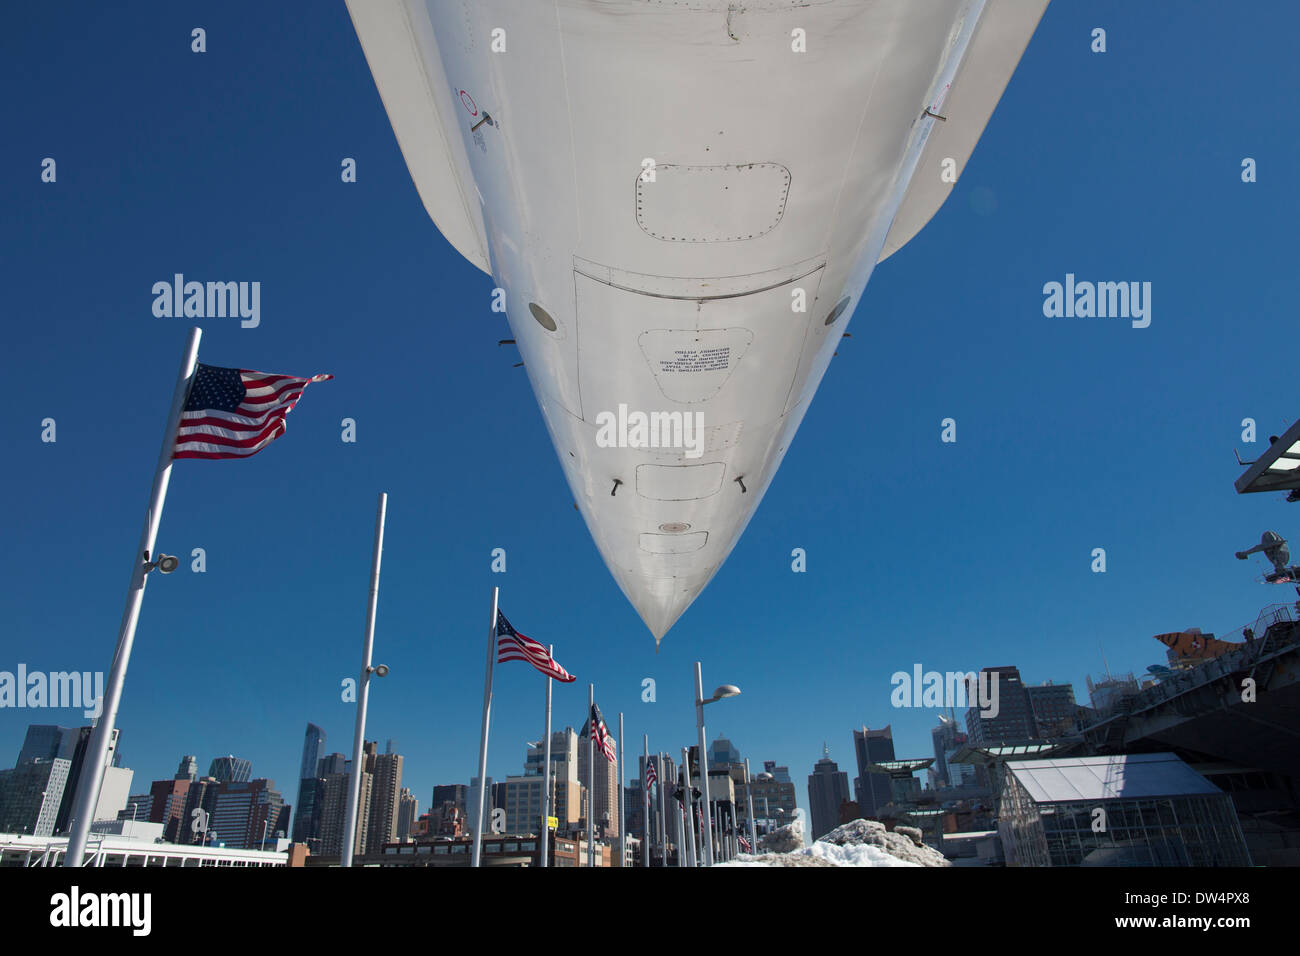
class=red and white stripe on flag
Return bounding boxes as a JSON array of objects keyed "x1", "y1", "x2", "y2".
[
  {"x1": 495, "y1": 610, "x2": 575, "y2": 682},
  {"x1": 174, "y1": 364, "x2": 332, "y2": 460}
]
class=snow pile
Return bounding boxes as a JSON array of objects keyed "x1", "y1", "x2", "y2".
[
  {"x1": 756, "y1": 814, "x2": 806, "y2": 854},
  {"x1": 721, "y1": 818, "x2": 950, "y2": 868}
]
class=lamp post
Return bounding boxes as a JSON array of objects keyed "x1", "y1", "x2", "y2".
[{"x1": 693, "y1": 662, "x2": 739, "y2": 867}]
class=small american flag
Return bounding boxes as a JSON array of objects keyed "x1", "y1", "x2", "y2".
[
  {"x1": 496, "y1": 611, "x2": 574, "y2": 682},
  {"x1": 644, "y1": 757, "x2": 658, "y2": 790},
  {"x1": 584, "y1": 704, "x2": 616, "y2": 763},
  {"x1": 174, "y1": 363, "x2": 331, "y2": 460},
  {"x1": 739, "y1": 833, "x2": 752, "y2": 852}
]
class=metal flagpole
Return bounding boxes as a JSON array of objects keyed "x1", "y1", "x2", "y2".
[
  {"x1": 540, "y1": 644, "x2": 553, "y2": 868},
  {"x1": 64, "y1": 326, "x2": 202, "y2": 868},
  {"x1": 586, "y1": 683, "x2": 595, "y2": 867},
  {"x1": 658, "y1": 753, "x2": 668, "y2": 867},
  {"x1": 641, "y1": 736, "x2": 650, "y2": 867},
  {"x1": 745, "y1": 758, "x2": 757, "y2": 851},
  {"x1": 471, "y1": 586, "x2": 499, "y2": 867},
  {"x1": 681, "y1": 746, "x2": 697, "y2": 867},
  {"x1": 342, "y1": 492, "x2": 388, "y2": 867},
  {"x1": 617, "y1": 713, "x2": 625, "y2": 868}
]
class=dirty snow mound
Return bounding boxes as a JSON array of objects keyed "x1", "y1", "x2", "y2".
[{"x1": 722, "y1": 818, "x2": 950, "y2": 868}]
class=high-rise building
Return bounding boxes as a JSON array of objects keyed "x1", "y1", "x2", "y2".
[
  {"x1": 502, "y1": 774, "x2": 550, "y2": 836},
  {"x1": 178, "y1": 777, "x2": 222, "y2": 846},
  {"x1": 525, "y1": 727, "x2": 580, "y2": 776},
  {"x1": 293, "y1": 723, "x2": 326, "y2": 845},
  {"x1": 209, "y1": 779, "x2": 290, "y2": 849},
  {"x1": 522, "y1": 728, "x2": 583, "y2": 832},
  {"x1": 852, "y1": 726, "x2": 895, "y2": 818},
  {"x1": 1026, "y1": 682, "x2": 1078, "y2": 738},
  {"x1": 174, "y1": 755, "x2": 198, "y2": 782},
  {"x1": 0, "y1": 758, "x2": 70, "y2": 836},
  {"x1": 708, "y1": 737, "x2": 742, "y2": 768},
  {"x1": 964, "y1": 666, "x2": 1036, "y2": 745},
  {"x1": 318, "y1": 753, "x2": 347, "y2": 777},
  {"x1": 14, "y1": 724, "x2": 121, "y2": 835},
  {"x1": 807, "y1": 747, "x2": 850, "y2": 840},
  {"x1": 396, "y1": 788, "x2": 418, "y2": 841},
  {"x1": 319, "y1": 771, "x2": 371, "y2": 857},
  {"x1": 16, "y1": 725, "x2": 65, "y2": 766},
  {"x1": 148, "y1": 778, "x2": 192, "y2": 842},
  {"x1": 931, "y1": 715, "x2": 962, "y2": 788},
  {"x1": 432, "y1": 783, "x2": 468, "y2": 815},
  {"x1": 364, "y1": 741, "x2": 404, "y2": 850},
  {"x1": 208, "y1": 755, "x2": 252, "y2": 784},
  {"x1": 746, "y1": 763, "x2": 797, "y2": 832},
  {"x1": 119, "y1": 793, "x2": 153, "y2": 823},
  {"x1": 298, "y1": 724, "x2": 325, "y2": 781}
]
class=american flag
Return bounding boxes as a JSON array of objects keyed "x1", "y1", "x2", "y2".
[
  {"x1": 644, "y1": 757, "x2": 658, "y2": 790},
  {"x1": 174, "y1": 363, "x2": 332, "y2": 460},
  {"x1": 584, "y1": 704, "x2": 616, "y2": 763},
  {"x1": 495, "y1": 611, "x2": 574, "y2": 682},
  {"x1": 739, "y1": 833, "x2": 751, "y2": 852}
]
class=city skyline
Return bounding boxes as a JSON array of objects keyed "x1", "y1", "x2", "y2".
[{"x1": 0, "y1": 655, "x2": 1104, "y2": 842}]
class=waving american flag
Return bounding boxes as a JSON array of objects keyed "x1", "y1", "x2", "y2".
[
  {"x1": 174, "y1": 363, "x2": 331, "y2": 460},
  {"x1": 496, "y1": 610, "x2": 574, "y2": 682},
  {"x1": 645, "y1": 756, "x2": 658, "y2": 790},
  {"x1": 584, "y1": 704, "x2": 616, "y2": 763}
]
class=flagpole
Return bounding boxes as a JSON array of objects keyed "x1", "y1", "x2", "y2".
[
  {"x1": 342, "y1": 491, "x2": 387, "y2": 867},
  {"x1": 617, "y1": 712, "x2": 625, "y2": 868},
  {"x1": 658, "y1": 752, "x2": 668, "y2": 867},
  {"x1": 586, "y1": 683, "x2": 595, "y2": 867},
  {"x1": 681, "y1": 746, "x2": 697, "y2": 867},
  {"x1": 641, "y1": 736, "x2": 650, "y2": 867},
  {"x1": 471, "y1": 586, "x2": 499, "y2": 867},
  {"x1": 674, "y1": 782, "x2": 684, "y2": 867},
  {"x1": 540, "y1": 644, "x2": 553, "y2": 868},
  {"x1": 64, "y1": 326, "x2": 202, "y2": 868},
  {"x1": 744, "y1": 758, "x2": 757, "y2": 852}
]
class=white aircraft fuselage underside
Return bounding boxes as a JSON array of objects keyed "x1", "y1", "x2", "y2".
[{"x1": 346, "y1": 0, "x2": 1047, "y2": 643}]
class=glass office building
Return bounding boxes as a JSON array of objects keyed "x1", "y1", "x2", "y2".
[{"x1": 999, "y1": 753, "x2": 1252, "y2": 867}]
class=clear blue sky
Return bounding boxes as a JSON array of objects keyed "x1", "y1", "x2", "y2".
[{"x1": 2, "y1": 1, "x2": 1297, "y2": 822}]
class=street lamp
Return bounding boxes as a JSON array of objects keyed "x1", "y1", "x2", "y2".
[{"x1": 694, "y1": 662, "x2": 740, "y2": 867}]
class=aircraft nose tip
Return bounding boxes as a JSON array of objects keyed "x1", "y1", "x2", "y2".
[{"x1": 629, "y1": 587, "x2": 697, "y2": 646}]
